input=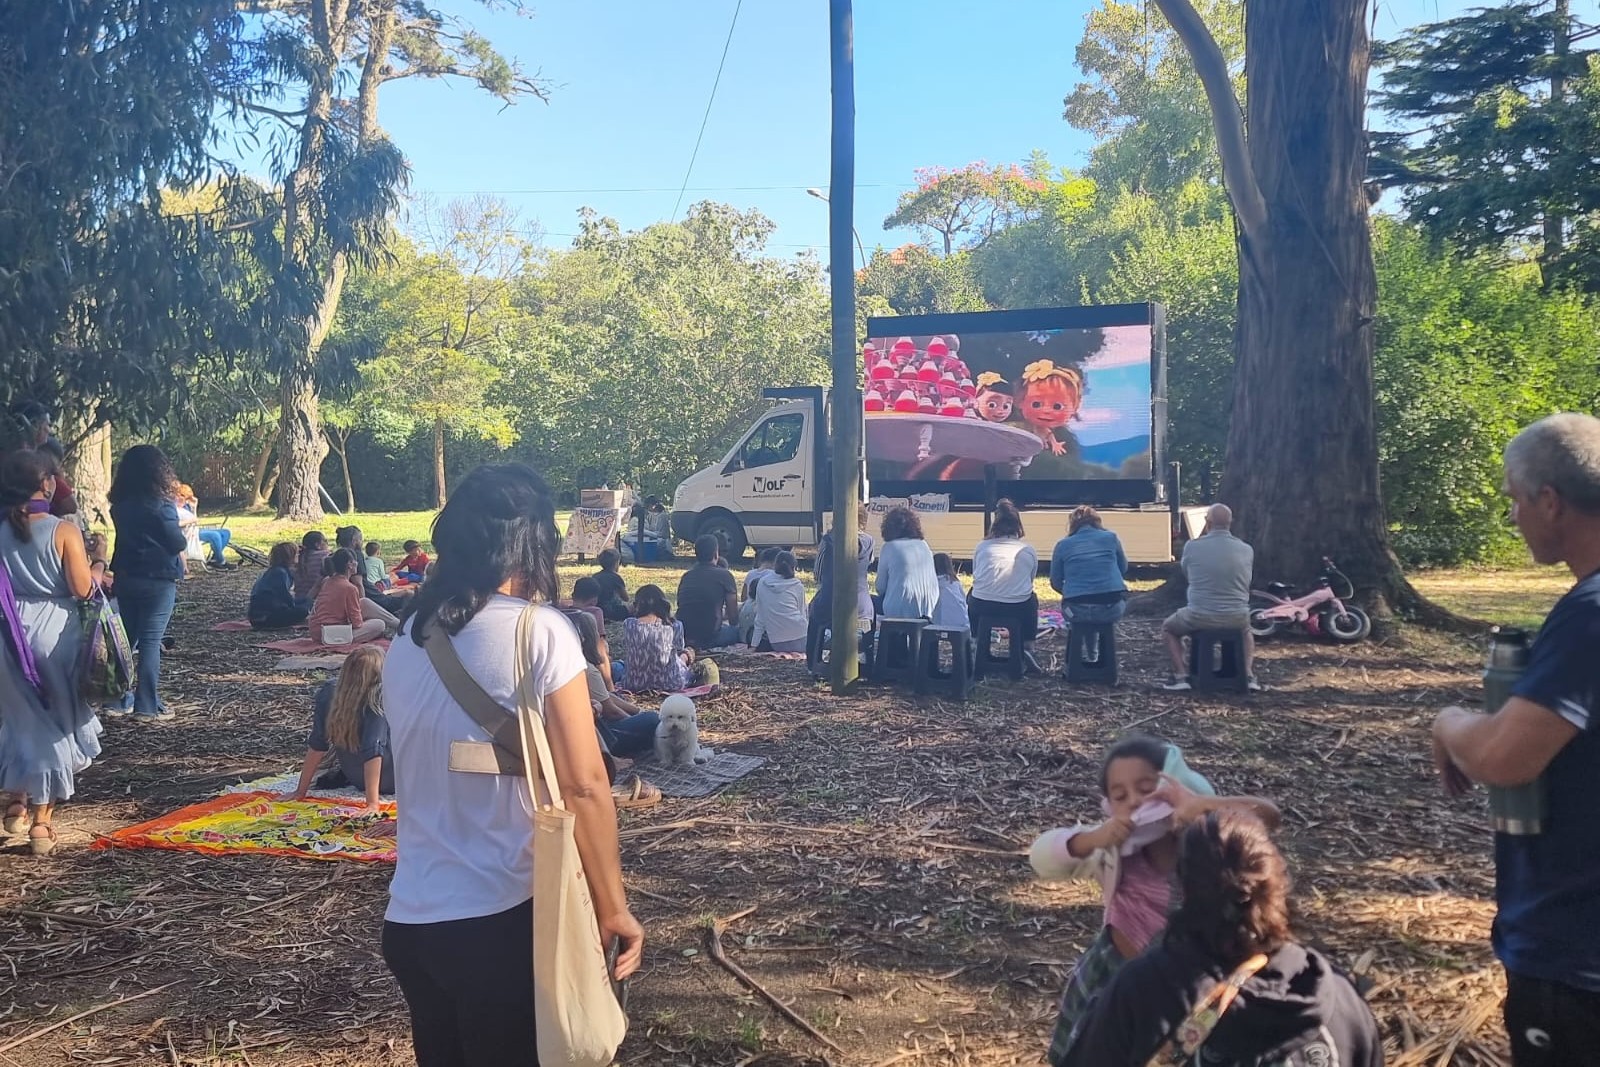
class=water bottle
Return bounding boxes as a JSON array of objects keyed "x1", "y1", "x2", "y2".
[{"x1": 1483, "y1": 627, "x2": 1545, "y2": 835}]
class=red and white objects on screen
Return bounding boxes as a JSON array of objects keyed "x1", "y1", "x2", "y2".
[
  {"x1": 864, "y1": 388, "x2": 886, "y2": 412},
  {"x1": 893, "y1": 388, "x2": 919, "y2": 413}
]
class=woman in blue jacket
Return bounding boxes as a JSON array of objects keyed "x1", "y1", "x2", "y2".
[
  {"x1": 108, "y1": 445, "x2": 186, "y2": 722},
  {"x1": 1049, "y1": 505, "x2": 1129, "y2": 625}
]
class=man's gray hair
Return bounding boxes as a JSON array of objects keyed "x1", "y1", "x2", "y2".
[{"x1": 1503, "y1": 413, "x2": 1600, "y2": 515}]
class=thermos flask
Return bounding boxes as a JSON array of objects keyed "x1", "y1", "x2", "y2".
[{"x1": 1483, "y1": 626, "x2": 1545, "y2": 835}]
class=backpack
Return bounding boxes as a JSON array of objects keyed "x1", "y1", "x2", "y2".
[{"x1": 78, "y1": 586, "x2": 134, "y2": 703}]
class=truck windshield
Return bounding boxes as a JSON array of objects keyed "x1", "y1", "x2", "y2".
[{"x1": 733, "y1": 412, "x2": 804, "y2": 471}]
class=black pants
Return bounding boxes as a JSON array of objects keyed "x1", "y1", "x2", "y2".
[
  {"x1": 969, "y1": 592, "x2": 1039, "y2": 641},
  {"x1": 383, "y1": 900, "x2": 538, "y2": 1067},
  {"x1": 249, "y1": 604, "x2": 309, "y2": 630},
  {"x1": 1506, "y1": 971, "x2": 1600, "y2": 1067}
]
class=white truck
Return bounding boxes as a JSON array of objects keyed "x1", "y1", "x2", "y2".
[
  {"x1": 672, "y1": 303, "x2": 1179, "y2": 563},
  {"x1": 670, "y1": 386, "x2": 1177, "y2": 564}
]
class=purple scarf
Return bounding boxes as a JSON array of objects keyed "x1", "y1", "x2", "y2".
[{"x1": 0, "y1": 559, "x2": 48, "y2": 706}]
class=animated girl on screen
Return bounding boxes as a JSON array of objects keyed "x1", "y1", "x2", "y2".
[
  {"x1": 973, "y1": 372, "x2": 1014, "y2": 423},
  {"x1": 1018, "y1": 359, "x2": 1084, "y2": 456}
]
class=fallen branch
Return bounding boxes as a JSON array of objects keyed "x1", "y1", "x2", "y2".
[
  {"x1": 704, "y1": 907, "x2": 843, "y2": 1054},
  {"x1": 0, "y1": 981, "x2": 178, "y2": 1053}
]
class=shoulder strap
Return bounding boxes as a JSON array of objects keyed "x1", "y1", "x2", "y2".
[
  {"x1": 1147, "y1": 953, "x2": 1270, "y2": 1067},
  {"x1": 422, "y1": 620, "x2": 525, "y2": 777}
]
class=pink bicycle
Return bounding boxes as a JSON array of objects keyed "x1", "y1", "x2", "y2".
[{"x1": 1248, "y1": 558, "x2": 1372, "y2": 643}]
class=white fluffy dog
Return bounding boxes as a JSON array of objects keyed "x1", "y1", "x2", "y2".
[{"x1": 654, "y1": 694, "x2": 713, "y2": 767}]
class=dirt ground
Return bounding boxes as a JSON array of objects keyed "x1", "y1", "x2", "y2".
[{"x1": 0, "y1": 565, "x2": 1556, "y2": 1066}]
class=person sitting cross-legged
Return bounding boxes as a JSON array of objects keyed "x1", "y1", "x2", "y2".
[{"x1": 1162, "y1": 504, "x2": 1257, "y2": 691}]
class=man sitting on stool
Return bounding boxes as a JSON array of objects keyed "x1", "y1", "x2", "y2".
[{"x1": 1162, "y1": 504, "x2": 1258, "y2": 691}]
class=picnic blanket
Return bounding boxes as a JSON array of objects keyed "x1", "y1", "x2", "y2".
[
  {"x1": 211, "y1": 618, "x2": 255, "y2": 632},
  {"x1": 92, "y1": 792, "x2": 397, "y2": 863},
  {"x1": 620, "y1": 752, "x2": 766, "y2": 798},
  {"x1": 262, "y1": 636, "x2": 390, "y2": 655}
]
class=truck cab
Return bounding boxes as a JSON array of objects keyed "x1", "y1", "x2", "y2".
[{"x1": 671, "y1": 387, "x2": 831, "y2": 559}]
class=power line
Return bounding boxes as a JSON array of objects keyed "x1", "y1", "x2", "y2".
[
  {"x1": 413, "y1": 183, "x2": 913, "y2": 195},
  {"x1": 671, "y1": 0, "x2": 743, "y2": 222}
]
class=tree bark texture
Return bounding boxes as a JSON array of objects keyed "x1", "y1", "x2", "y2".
[
  {"x1": 64, "y1": 422, "x2": 113, "y2": 530},
  {"x1": 433, "y1": 417, "x2": 447, "y2": 508},
  {"x1": 248, "y1": 422, "x2": 279, "y2": 510},
  {"x1": 1217, "y1": 1, "x2": 1412, "y2": 605},
  {"x1": 277, "y1": 359, "x2": 326, "y2": 521}
]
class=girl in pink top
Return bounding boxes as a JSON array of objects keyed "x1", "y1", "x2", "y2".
[
  {"x1": 1028, "y1": 735, "x2": 1280, "y2": 1064},
  {"x1": 308, "y1": 549, "x2": 398, "y2": 645}
]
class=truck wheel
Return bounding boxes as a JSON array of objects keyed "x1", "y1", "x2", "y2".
[{"x1": 698, "y1": 514, "x2": 748, "y2": 561}]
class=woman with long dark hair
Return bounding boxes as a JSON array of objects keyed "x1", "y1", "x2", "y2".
[
  {"x1": 1058, "y1": 810, "x2": 1381, "y2": 1066},
  {"x1": 0, "y1": 450, "x2": 98, "y2": 855},
  {"x1": 108, "y1": 444, "x2": 186, "y2": 722},
  {"x1": 380, "y1": 464, "x2": 642, "y2": 1066}
]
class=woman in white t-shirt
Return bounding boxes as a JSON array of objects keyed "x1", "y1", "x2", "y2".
[
  {"x1": 380, "y1": 463, "x2": 642, "y2": 1067},
  {"x1": 969, "y1": 498, "x2": 1040, "y2": 648}
]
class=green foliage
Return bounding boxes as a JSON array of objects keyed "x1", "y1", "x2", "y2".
[
  {"x1": 0, "y1": 1, "x2": 281, "y2": 434},
  {"x1": 856, "y1": 245, "x2": 987, "y2": 316},
  {"x1": 1373, "y1": 1, "x2": 1600, "y2": 288},
  {"x1": 882, "y1": 160, "x2": 1052, "y2": 255},
  {"x1": 1064, "y1": 0, "x2": 1244, "y2": 195},
  {"x1": 507, "y1": 203, "x2": 830, "y2": 499}
]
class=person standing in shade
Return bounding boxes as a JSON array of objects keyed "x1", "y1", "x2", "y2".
[
  {"x1": 1432, "y1": 413, "x2": 1600, "y2": 1066},
  {"x1": 676, "y1": 534, "x2": 739, "y2": 649},
  {"x1": 108, "y1": 445, "x2": 187, "y2": 721},
  {"x1": 875, "y1": 506, "x2": 938, "y2": 620},
  {"x1": 1161, "y1": 504, "x2": 1257, "y2": 692}
]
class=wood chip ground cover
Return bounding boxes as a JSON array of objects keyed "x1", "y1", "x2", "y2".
[{"x1": 0, "y1": 568, "x2": 1544, "y2": 1065}]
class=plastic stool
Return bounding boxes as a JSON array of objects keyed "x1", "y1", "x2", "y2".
[
  {"x1": 1189, "y1": 628, "x2": 1248, "y2": 692},
  {"x1": 915, "y1": 626, "x2": 975, "y2": 699},
  {"x1": 972, "y1": 607, "x2": 1029, "y2": 681},
  {"x1": 1065, "y1": 622, "x2": 1118, "y2": 685},
  {"x1": 868, "y1": 617, "x2": 926, "y2": 686}
]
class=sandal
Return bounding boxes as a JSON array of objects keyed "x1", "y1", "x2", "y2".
[
  {"x1": 611, "y1": 775, "x2": 662, "y2": 810},
  {"x1": 28, "y1": 824, "x2": 57, "y2": 857},
  {"x1": 3, "y1": 802, "x2": 28, "y2": 836}
]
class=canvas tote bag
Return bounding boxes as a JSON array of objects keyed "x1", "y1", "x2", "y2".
[{"x1": 514, "y1": 605, "x2": 628, "y2": 1067}]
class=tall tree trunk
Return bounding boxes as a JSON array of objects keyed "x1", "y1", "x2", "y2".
[
  {"x1": 433, "y1": 417, "x2": 447, "y2": 508},
  {"x1": 277, "y1": 359, "x2": 326, "y2": 520},
  {"x1": 329, "y1": 429, "x2": 356, "y2": 512},
  {"x1": 248, "y1": 421, "x2": 279, "y2": 510},
  {"x1": 1541, "y1": 0, "x2": 1570, "y2": 286},
  {"x1": 65, "y1": 421, "x2": 113, "y2": 530},
  {"x1": 1219, "y1": 0, "x2": 1417, "y2": 614}
]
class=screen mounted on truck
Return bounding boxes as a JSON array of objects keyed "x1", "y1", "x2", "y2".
[{"x1": 863, "y1": 303, "x2": 1166, "y2": 507}]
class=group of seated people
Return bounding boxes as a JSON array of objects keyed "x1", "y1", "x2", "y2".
[{"x1": 248, "y1": 526, "x2": 432, "y2": 644}]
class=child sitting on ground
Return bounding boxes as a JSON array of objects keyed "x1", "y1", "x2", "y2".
[
  {"x1": 569, "y1": 576, "x2": 607, "y2": 633},
  {"x1": 249, "y1": 541, "x2": 309, "y2": 630},
  {"x1": 308, "y1": 548, "x2": 398, "y2": 646},
  {"x1": 569, "y1": 610, "x2": 658, "y2": 758},
  {"x1": 363, "y1": 541, "x2": 390, "y2": 590},
  {"x1": 592, "y1": 548, "x2": 630, "y2": 621},
  {"x1": 393, "y1": 539, "x2": 429, "y2": 584},
  {"x1": 287, "y1": 645, "x2": 392, "y2": 814},
  {"x1": 617, "y1": 584, "x2": 718, "y2": 693},
  {"x1": 1029, "y1": 734, "x2": 1280, "y2": 1064},
  {"x1": 294, "y1": 530, "x2": 329, "y2": 602},
  {"x1": 932, "y1": 552, "x2": 969, "y2": 630},
  {"x1": 738, "y1": 547, "x2": 780, "y2": 644}
]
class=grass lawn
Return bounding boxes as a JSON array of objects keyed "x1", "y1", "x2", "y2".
[{"x1": 1410, "y1": 563, "x2": 1571, "y2": 631}]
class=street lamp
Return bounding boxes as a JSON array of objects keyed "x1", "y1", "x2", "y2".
[{"x1": 807, "y1": 187, "x2": 867, "y2": 268}]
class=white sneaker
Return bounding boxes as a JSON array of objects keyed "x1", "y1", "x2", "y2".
[
  {"x1": 1161, "y1": 676, "x2": 1192, "y2": 691},
  {"x1": 1246, "y1": 676, "x2": 1262, "y2": 692}
]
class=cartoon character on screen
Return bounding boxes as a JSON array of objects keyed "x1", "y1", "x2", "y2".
[
  {"x1": 973, "y1": 372, "x2": 1014, "y2": 423},
  {"x1": 1018, "y1": 359, "x2": 1084, "y2": 456}
]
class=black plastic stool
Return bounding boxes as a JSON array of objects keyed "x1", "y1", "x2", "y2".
[
  {"x1": 1065, "y1": 622, "x2": 1118, "y2": 685},
  {"x1": 868, "y1": 617, "x2": 926, "y2": 687},
  {"x1": 1188, "y1": 628, "x2": 1248, "y2": 692},
  {"x1": 972, "y1": 607, "x2": 1029, "y2": 681},
  {"x1": 915, "y1": 625, "x2": 975, "y2": 699}
]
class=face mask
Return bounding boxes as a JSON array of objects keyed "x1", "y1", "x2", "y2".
[{"x1": 1099, "y1": 797, "x2": 1176, "y2": 855}]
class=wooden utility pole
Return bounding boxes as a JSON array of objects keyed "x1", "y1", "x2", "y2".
[{"x1": 828, "y1": 0, "x2": 861, "y2": 693}]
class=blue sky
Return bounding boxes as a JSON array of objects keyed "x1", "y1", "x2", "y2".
[{"x1": 358, "y1": 0, "x2": 1512, "y2": 259}]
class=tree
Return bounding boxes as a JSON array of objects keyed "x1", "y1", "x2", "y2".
[
  {"x1": 883, "y1": 160, "x2": 1051, "y2": 255},
  {"x1": 336, "y1": 199, "x2": 526, "y2": 507},
  {"x1": 510, "y1": 204, "x2": 829, "y2": 498},
  {"x1": 230, "y1": 0, "x2": 544, "y2": 520},
  {"x1": 1152, "y1": 0, "x2": 1429, "y2": 615},
  {"x1": 0, "y1": 2, "x2": 269, "y2": 437},
  {"x1": 1065, "y1": 0, "x2": 1244, "y2": 195},
  {"x1": 856, "y1": 245, "x2": 988, "y2": 316},
  {"x1": 1373, "y1": 0, "x2": 1600, "y2": 289}
]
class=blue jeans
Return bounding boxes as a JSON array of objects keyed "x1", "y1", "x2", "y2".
[
  {"x1": 1061, "y1": 598, "x2": 1127, "y2": 626},
  {"x1": 598, "y1": 711, "x2": 660, "y2": 759},
  {"x1": 116, "y1": 576, "x2": 177, "y2": 717},
  {"x1": 197, "y1": 528, "x2": 231, "y2": 564}
]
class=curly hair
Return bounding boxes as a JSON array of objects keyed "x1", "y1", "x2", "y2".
[
  {"x1": 1169, "y1": 810, "x2": 1292, "y2": 965},
  {"x1": 1068, "y1": 505, "x2": 1103, "y2": 534},
  {"x1": 404, "y1": 464, "x2": 561, "y2": 644},
  {"x1": 879, "y1": 505, "x2": 924, "y2": 543},
  {"x1": 108, "y1": 444, "x2": 176, "y2": 506}
]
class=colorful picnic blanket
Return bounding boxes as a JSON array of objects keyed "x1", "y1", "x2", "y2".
[{"x1": 93, "y1": 792, "x2": 397, "y2": 863}]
